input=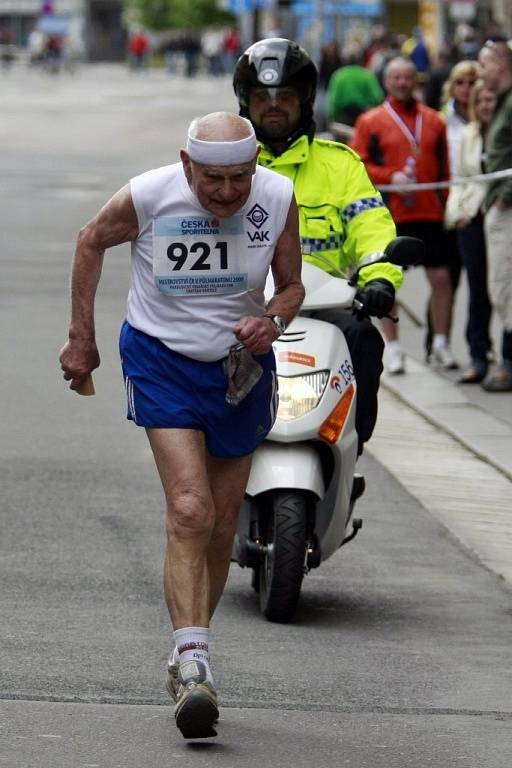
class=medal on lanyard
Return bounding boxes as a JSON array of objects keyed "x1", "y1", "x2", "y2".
[{"x1": 384, "y1": 100, "x2": 422, "y2": 156}]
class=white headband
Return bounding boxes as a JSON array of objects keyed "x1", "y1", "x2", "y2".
[{"x1": 186, "y1": 130, "x2": 258, "y2": 165}]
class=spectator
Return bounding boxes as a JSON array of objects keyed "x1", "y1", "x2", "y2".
[
  {"x1": 351, "y1": 57, "x2": 456, "y2": 374},
  {"x1": 223, "y1": 26, "x2": 240, "y2": 74},
  {"x1": 445, "y1": 79, "x2": 496, "y2": 383},
  {"x1": 128, "y1": 28, "x2": 150, "y2": 71},
  {"x1": 363, "y1": 25, "x2": 390, "y2": 71},
  {"x1": 453, "y1": 23, "x2": 479, "y2": 61},
  {"x1": 441, "y1": 60, "x2": 479, "y2": 175},
  {"x1": 162, "y1": 32, "x2": 181, "y2": 74},
  {"x1": 369, "y1": 33, "x2": 403, "y2": 89},
  {"x1": 402, "y1": 27, "x2": 431, "y2": 81},
  {"x1": 316, "y1": 40, "x2": 342, "y2": 130},
  {"x1": 27, "y1": 27, "x2": 47, "y2": 66},
  {"x1": 326, "y1": 44, "x2": 385, "y2": 126},
  {"x1": 424, "y1": 45, "x2": 458, "y2": 110},
  {"x1": 318, "y1": 40, "x2": 342, "y2": 89},
  {"x1": 478, "y1": 40, "x2": 512, "y2": 391},
  {"x1": 182, "y1": 30, "x2": 201, "y2": 77},
  {"x1": 44, "y1": 34, "x2": 64, "y2": 74},
  {"x1": 202, "y1": 28, "x2": 224, "y2": 76},
  {"x1": 424, "y1": 61, "x2": 478, "y2": 362},
  {"x1": 0, "y1": 24, "x2": 15, "y2": 70}
]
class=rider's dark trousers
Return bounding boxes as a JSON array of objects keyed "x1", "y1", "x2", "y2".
[{"x1": 309, "y1": 309, "x2": 384, "y2": 450}]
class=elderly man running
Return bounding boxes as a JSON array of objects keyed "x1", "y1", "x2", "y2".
[{"x1": 59, "y1": 112, "x2": 305, "y2": 739}]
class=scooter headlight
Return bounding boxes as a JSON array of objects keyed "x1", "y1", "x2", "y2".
[{"x1": 277, "y1": 371, "x2": 329, "y2": 421}]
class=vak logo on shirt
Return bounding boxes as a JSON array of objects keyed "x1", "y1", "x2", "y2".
[
  {"x1": 246, "y1": 203, "x2": 270, "y2": 246},
  {"x1": 246, "y1": 203, "x2": 269, "y2": 229}
]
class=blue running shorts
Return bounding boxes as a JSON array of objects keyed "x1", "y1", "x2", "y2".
[{"x1": 119, "y1": 321, "x2": 278, "y2": 459}]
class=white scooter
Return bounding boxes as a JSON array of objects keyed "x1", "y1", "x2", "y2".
[{"x1": 234, "y1": 237, "x2": 423, "y2": 622}]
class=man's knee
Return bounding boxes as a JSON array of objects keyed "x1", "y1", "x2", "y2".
[
  {"x1": 167, "y1": 487, "x2": 215, "y2": 541},
  {"x1": 427, "y1": 266, "x2": 451, "y2": 291}
]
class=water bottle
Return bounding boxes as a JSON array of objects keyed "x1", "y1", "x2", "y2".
[{"x1": 403, "y1": 156, "x2": 416, "y2": 209}]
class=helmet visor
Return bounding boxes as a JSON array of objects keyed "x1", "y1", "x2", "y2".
[{"x1": 250, "y1": 86, "x2": 300, "y2": 108}]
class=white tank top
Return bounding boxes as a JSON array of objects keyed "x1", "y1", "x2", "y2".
[{"x1": 127, "y1": 163, "x2": 293, "y2": 361}]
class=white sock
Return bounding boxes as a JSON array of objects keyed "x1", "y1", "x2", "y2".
[
  {"x1": 173, "y1": 626, "x2": 214, "y2": 684},
  {"x1": 387, "y1": 340, "x2": 403, "y2": 355},
  {"x1": 433, "y1": 334, "x2": 448, "y2": 351}
]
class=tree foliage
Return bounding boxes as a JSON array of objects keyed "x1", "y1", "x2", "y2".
[{"x1": 122, "y1": 0, "x2": 235, "y2": 31}]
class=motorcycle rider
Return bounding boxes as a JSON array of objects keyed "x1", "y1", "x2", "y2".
[{"x1": 233, "y1": 38, "x2": 402, "y2": 452}]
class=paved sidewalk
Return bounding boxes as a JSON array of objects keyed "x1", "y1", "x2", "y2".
[
  {"x1": 369, "y1": 356, "x2": 512, "y2": 586},
  {"x1": 382, "y1": 358, "x2": 512, "y2": 482}
]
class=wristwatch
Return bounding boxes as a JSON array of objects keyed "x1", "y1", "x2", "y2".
[{"x1": 263, "y1": 313, "x2": 286, "y2": 335}]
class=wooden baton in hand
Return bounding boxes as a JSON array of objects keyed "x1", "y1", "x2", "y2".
[{"x1": 76, "y1": 373, "x2": 95, "y2": 396}]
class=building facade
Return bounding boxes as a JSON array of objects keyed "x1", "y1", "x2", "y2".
[
  {"x1": 233, "y1": 0, "x2": 510, "y2": 55},
  {"x1": 2, "y1": 1, "x2": 510, "y2": 61},
  {"x1": 0, "y1": 0, "x2": 125, "y2": 60}
]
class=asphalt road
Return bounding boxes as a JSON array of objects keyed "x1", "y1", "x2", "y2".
[{"x1": 1, "y1": 64, "x2": 511, "y2": 767}]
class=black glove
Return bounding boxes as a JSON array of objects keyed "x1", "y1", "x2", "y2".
[{"x1": 354, "y1": 279, "x2": 395, "y2": 319}]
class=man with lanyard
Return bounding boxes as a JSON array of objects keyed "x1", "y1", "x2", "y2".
[
  {"x1": 59, "y1": 112, "x2": 305, "y2": 739},
  {"x1": 351, "y1": 56, "x2": 454, "y2": 375},
  {"x1": 233, "y1": 38, "x2": 401, "y2": 455}
]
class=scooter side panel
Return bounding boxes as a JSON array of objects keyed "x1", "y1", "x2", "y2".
[
  {"x1": 314, "y1": 424, "x2": 359, "y2": 562},
  {"x1": 245, "y1": 442, "x2": 325, "y2": 499}
]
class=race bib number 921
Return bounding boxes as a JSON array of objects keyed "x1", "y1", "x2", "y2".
[{"x1": 153, "y1": 215, "x2": 248, "y2": 296}]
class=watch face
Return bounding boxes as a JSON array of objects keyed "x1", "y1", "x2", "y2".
[{"x1": 274, "y1": 316, "x2": 286, "y2": 334}]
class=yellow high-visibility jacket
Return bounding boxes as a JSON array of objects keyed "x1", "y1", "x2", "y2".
[{"x1": 258, "y1": 135, "x2": 403, "y2": 290}]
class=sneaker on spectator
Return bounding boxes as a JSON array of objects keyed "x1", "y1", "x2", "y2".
[
  {"x1": 387, "y1": 347, "x2": 406, "y2": 375},
  {"x1": 458, "y1": 358, "x2": 487, "y2": 384},
  {"x1": 431, "y1": 346, "x2": 459, "y2": 370},
  {"x1": 482, "y1": 368, "x2": 512, "y2": 392}
]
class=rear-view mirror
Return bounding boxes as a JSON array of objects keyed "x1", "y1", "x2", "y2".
[{"x1": 384, "y1": 236, "x2": 425, "y2": 268}]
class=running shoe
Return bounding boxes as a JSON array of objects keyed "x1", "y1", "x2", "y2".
[{"x1": 174, "y1": 660, "x2": 219, "y2": 739}]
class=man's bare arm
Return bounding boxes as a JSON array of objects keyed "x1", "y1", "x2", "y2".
[
  {"x1": 59, "y1": 184, "x2": 139, "y2": 390},
  {"x1": 266, "y1": 195, "x2": 305, "y2": 325}
]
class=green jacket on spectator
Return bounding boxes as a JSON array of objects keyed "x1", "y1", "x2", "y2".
[{"x1": 484, "y1": 85, "x2": 512, "y2": 209}]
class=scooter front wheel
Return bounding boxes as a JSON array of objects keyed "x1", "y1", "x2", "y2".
[{"x1": 259, "y1": 490, "x2": 308, "y2": 623}]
